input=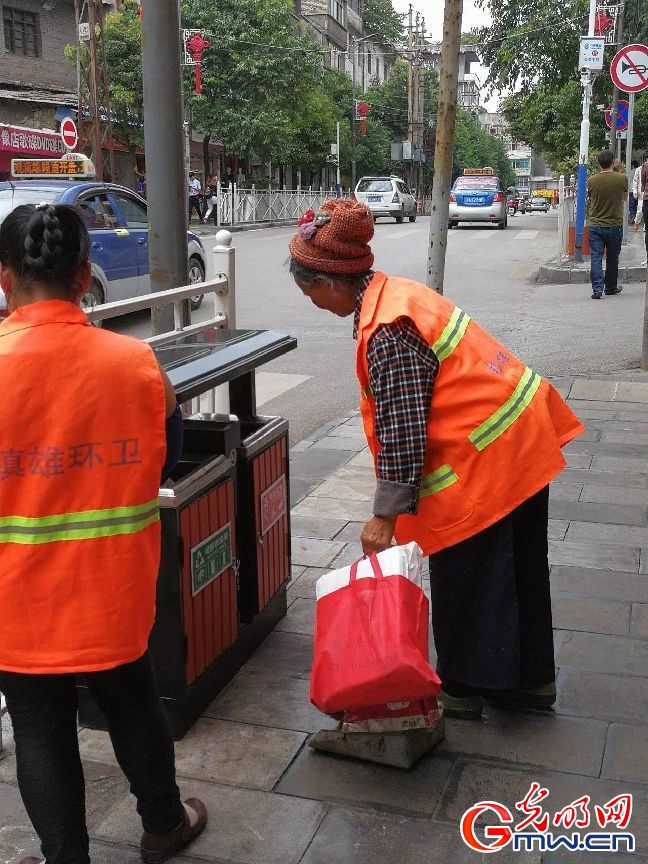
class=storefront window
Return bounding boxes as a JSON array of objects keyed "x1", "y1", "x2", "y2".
[{"x1": 3, "y1": 7, "x2": 40, "y2": 57}]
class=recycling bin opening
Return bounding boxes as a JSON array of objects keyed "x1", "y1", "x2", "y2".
[{"x1": 78, "y1": 326, "x2": 296, "y2": 739}]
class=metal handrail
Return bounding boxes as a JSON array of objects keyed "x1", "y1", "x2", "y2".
[{"x1": 85, "y1": 277, "x2": 228, "y2": 348}]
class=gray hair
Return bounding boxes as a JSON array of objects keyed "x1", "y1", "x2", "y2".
[{"x1": 288, "y1": 258, "x2": 369, "y2": 292}]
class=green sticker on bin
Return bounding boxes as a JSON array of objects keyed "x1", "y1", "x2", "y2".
[{"x1": 190, "y1": 523, "x2": 232, "y2": 597}]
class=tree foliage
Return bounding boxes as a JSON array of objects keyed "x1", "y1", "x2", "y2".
[
  {"x1": 65, "y1": 0, "x2": 144, "y2": 150},
  {"x1": 362, "y1": 0, "x2": 404, "y2": 46},
  {"x1": 183, "y1": 0, "x2": 324, "y2": 164}
]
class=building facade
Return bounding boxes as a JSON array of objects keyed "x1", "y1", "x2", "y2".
[
  {"x1": 300, "y1": 0, "x2": 393, "y2": 91},
  {"x1": 477, "y1": 108, "x2": 557, "y2": 194},
  {"x1": 0, "y1": 0, "x2": 80, "y2": 176}
]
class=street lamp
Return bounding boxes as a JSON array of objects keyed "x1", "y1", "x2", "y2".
[{"x1": 349, "y1": 32, "x2": 379, "y2": 191}]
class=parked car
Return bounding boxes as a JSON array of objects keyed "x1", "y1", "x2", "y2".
[
  {"x1": 0, "y1": 179, "x2": 206, "y2": 317},
  {"x1": 354, "y1": 176, "x2": 417, "y2": 223},
  {"x1": 529, "y1": 196, "x2": 551, "y2": 212},
  {"x1": 448, "y1": 175, "x2": 507, "y2": 229}
]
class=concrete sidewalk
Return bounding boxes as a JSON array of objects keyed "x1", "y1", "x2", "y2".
[
  {"x1": 3, "y1": 373, "x2": 648, "y2": 862},
  {"x1": 537, "y1": 229, "x2": 646, "y2": 284}
]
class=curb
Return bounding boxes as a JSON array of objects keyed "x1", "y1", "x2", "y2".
[
  {"x1": 537, "y1": 261, "x2": 646, "y2": 284},
  {"x1": 190, "y1": 220, "x2": 299, "y2": 237}
]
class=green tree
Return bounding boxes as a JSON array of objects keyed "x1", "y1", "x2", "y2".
[
  {"x1": 453, "y1": 110, "x2": 515, "y2": 187},
  {"x1": 362, "y1": 0, "x2": 404, "y2": 46},
  {"x1": 183, "y1": 0, "x2": 324, "y2": 167},
  {"x1": 65, "y1": 0, "x2": 144, "y2": 152}
]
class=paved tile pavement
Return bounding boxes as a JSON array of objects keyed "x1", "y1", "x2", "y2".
[{"x1": 2, "y1": 373, "x2": 648, "y2": 862}]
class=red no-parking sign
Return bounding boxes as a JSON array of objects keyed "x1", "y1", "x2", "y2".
[
  {"x1": 610, "y1": 44, "x2": 648, "y2": 94},
  {"x1": 60, "y1": 117, "x2": 78, "y2": 151}
]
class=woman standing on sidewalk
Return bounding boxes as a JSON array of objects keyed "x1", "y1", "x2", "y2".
[
  {"x1": 0, "y1": 204, "x2": 207, "y2": 864},
  {"x1": 288, "y1": 199, "x2": 584, "y2": 720}
]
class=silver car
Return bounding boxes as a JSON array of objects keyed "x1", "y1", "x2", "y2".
[
  {"x1": 448, "y1": 176, "x2": 508, "y2": 229},
  {"x1": 529, "y1": 196, "x2": 551, "y2": 212},
  {"x1": 355, "y1": 176, "x2": 417, "y2": 223}
]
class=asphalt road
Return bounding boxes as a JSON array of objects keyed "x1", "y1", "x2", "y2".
[{"x1": 115, "y1": 211, "x2": 646, "y2": 444}]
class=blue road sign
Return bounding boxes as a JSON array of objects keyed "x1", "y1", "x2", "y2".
[{"x1": 604, "y1": 99, "x2": 630, "y2": 130}]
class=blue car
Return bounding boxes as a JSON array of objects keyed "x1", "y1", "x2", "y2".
[{"x1": 0, "y1": 180, "x2": 206, "y2": 314}]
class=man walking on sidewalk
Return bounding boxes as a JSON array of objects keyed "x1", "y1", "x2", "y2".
[{"x1": 587, "y1": 150, "x2": 627, "y2": 300}]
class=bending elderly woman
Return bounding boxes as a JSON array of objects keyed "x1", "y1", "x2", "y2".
[{"x1": 289, "y1": 199, "x2": 583, "y2": 720}]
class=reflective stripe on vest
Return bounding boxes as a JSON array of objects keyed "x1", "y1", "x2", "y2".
[
  {"x1": 431, "y1": 307, "x2": 470, "y2": 362},
  {"x1": 420, "y1": 464, "x2": 459, "y2": 498},
  {"x1": 469, "y1": 367, "x2": 542, "y2": 452},
  {"x1": 0, "y1": 498, "x2": 159, "y2": 545}
]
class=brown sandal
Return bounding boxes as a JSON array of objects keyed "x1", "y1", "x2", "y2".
[{"x1": 140, "y1": 798, "x2": 207, "y2": 864}]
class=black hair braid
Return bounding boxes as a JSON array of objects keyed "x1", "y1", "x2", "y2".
[{"x1": 23, "y1": 206, "x2": 64, "y2": 271}]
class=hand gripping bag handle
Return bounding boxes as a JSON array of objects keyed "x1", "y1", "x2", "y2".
[{"x1": 349, "y1": 553, "x2": 384, "y2": 583}]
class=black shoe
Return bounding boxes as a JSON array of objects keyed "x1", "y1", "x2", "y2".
[
  {"x1": 604, "y1": 286, "x2": 623, "y2": 295},
  {"x1": 591, "y1": 292, "x2": 602, "y2": 299}
]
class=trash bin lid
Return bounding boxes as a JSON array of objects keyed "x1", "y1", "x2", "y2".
[{"x1": 155, "y1": 328, "x2": 296, "y2": 402}]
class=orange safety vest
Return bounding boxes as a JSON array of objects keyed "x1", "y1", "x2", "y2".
[
  {"x1": 356, "y1": 273, "x2": 584, "y2": 555},
  {"x1": 0, "y1": 301, "x2": 167, "y2": 674}
]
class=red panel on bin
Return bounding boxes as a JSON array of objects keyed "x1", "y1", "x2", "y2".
[
  {"x1": 252, "y1": 436, "x2": 289, "y2": 610},
  {"x1": 180, "y1": 479, "x2": 238, "y2": 685}
]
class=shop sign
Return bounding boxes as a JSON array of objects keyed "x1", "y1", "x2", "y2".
[
  {"x1": 190, "y1": 523, "x2": 232, "y2": 597},
  {"x1": 260, "y1": 475, "x2": 287, "y2": 536},
  {"x1": 0, "y1": 125, "x2": 65, "y2": 157}
]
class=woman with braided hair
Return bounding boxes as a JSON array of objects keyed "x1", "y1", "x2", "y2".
[{"x1": 0, "y1": 204, "x2": 207, "y2": 864}]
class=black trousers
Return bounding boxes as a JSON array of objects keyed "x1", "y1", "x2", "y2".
[
  {"x1": 0, "y1": 652, "x2": 184, "y2": 864},
  {"x1": 429, "y1": 486, "x2": 555, "y2": 691}
]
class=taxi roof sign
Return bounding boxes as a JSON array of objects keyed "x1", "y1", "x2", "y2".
[
  {"x1": 464, "y1": 167, "x2": 494, "y2": 176},
  {"x1": 11, "y1": 156, "x2": 96, "y2": 179}
]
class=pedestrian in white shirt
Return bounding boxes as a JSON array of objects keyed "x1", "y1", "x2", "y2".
[
  {"x1": 630, "y1": 160, "x2": 641, "y2": 223},
  {"x1": 188, "y1": 173, "x2": 203, "y2": 222}
]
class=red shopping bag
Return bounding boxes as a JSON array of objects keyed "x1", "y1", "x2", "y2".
[{"x1": 310, "y1": 553, "x2": 440, "y2": 714}]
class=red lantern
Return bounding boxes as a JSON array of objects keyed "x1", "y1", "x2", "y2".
[
  {"x1": 358, "y1": 101, "x2": 370, "y2": 136},
  {"x1": 186, "y1": 33, "x2": 211, "y2": 94},
  {"x1": 594, "y1": 10, "x2": 614, "y2": 36}
]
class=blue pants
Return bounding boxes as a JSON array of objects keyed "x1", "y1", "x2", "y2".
[
  {"x1": 629, "y1": 196, "x2": 638, "y2": 222},
  {"x1": 589, "y1": 226, "x2": 622, "y2": 296}
]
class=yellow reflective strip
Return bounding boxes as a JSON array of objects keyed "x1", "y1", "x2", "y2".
[
  {"x1": 469, "y1": 368, "x2": 542, "y2": 451},
  {"x1": 0, "y1": 498, "x2": 159, "y2": 530},
  {"x1": 420, "y1": 464, "x2": 459, "y2": 498},
  {"x1": 0, "y1": 512, "x2": 159, "y2": 545},
  {"x1": 432, "y1": 308, "x2": 470, "y2": 362}
]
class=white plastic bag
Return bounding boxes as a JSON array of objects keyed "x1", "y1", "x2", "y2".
[{"x1": 315, "y1": 542, "x2": 424, "y2": 601}]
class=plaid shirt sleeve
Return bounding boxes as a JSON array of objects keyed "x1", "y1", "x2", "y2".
[{"x1": 367, "y1": 317, "x2": 438, "y2": 517}]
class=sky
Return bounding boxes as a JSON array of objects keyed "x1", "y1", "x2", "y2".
[{"x1": 390, "y1": 0, "x2": 500, "y2": 110}]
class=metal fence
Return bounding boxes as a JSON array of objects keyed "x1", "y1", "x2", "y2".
[
  {"x1": 209, "y1": 184, "x2": 351, "y2": 227},
  {"x1": 557, "y1": 175, "x2": 577, "y2": 263}
]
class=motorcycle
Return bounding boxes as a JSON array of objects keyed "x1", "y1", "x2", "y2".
[{"x1": 507, "y1": 198, "x2": 518, "y2": 216}]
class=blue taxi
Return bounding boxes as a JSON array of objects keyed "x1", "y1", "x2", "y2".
[{"x1": 0, "y1": 178, "x2": 206, "y2": 314}]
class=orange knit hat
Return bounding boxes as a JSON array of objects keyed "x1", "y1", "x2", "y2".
[{"x1": 289, "y1": 198, "x2": 374, "y2": 275}]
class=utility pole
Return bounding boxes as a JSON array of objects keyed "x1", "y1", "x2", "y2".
[
  {"x1": 141, "y1": 0, "x2": 189, "y2": 334},
  {"x1": 609, "y1": 1, "x2": 626, "y2": 160},
  {"x1": 336, "y1": 120, "x2": 341, "y2": 196},
  {"x1": 351, "y1": 37, "x2": 357, "y2": 191},
  {"x1": 426, "y1": 0, "x2": 463, "y2": 294},
  {"x1": 416, "y1": 18, "x2": 427, "y2": 195},
  {"x1": 574, "y1": 0, "x2": 598, "y2": 263},
  {"x1": 407, "y1": 5, "x2": 414, "y2": 189},
  {"x1": 622, "y1": 90, "x2": 634, "y2": 244},
  {"x1": 87, "y1": 0, "x2": 103, "y2": 179}
]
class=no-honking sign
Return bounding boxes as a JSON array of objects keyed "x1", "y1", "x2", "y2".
[{"x1": 610, "y1": 44, "x2": 648, "y2": 93}]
